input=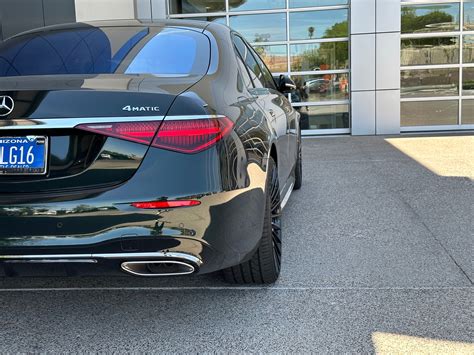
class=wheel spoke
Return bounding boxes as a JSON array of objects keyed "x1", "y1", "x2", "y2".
[
  {"x1": 272, "y1": 210, "x2": 282, "y2": 217},
  {"x1": 268, "y1": 162, "x2": 283, "y2": 271},
  {"x1": 273, "y1": 235, "x2": 282, "y2": 250}
]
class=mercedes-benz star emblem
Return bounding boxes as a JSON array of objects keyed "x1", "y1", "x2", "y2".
[{"x1": 0, "y1": 96, "x2": 14, "y2": 117}]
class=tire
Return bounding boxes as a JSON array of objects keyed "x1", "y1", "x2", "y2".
[
  {"x1": 223, "y1": 157, "x2": 282, "y2": 284},
  {"x1": 293, "y1": 132, "x2": 302, "y2": 190}
]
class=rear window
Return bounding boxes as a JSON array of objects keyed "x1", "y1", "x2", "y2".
[{"x1": 0, "y1": 26, "x2": 210, "y2": 77}]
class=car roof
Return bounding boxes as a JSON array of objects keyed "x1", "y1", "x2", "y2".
[{"x1": 7, "y1": 19, "x2": 229, "y2": 40}]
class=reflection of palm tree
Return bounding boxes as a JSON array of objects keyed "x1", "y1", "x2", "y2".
[{"x1": 308, "y1": 26, "x2": 315, "y2": 39}]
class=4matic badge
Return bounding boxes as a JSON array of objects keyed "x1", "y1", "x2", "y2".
[{"x1": 122, "y1": 105, "x2": 160, "y2": 112}]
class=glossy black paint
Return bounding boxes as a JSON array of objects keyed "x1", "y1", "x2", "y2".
[{"x1": 0, "y1": 20, "x2": 300, "y2": 276}]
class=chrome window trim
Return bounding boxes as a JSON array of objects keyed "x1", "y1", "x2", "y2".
[{"x1": 0, "y1": 115, "x2": 164, "y2": 130}]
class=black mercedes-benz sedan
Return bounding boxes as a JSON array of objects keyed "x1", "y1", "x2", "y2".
[{"x1": 0, "y1": 20, "x2": 301, "y2": 284}]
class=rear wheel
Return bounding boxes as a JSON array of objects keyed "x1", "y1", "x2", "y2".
[
  {"x1": 293, "y1": 131, "x2": 302, "y2": 190},
  {"x1": 223, "y1": 158, "x2": 282, "y2": 284}
]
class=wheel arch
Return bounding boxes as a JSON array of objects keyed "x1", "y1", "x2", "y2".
[{"x1": 269, "y1": 143, "x2": 278, "y2": 167}]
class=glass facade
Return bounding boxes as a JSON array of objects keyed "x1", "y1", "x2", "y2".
[
  {"x1": 401, "y1": 100, "x2": 459, "y2": 126},
  {"x1": 169, "y1": 0, "x2": 350, "y2": 133},
  {"x1": 401, "y1": 0, "x2": 474, "y2": 128},
  {"x1": 401, "y1": 37, "x2": 460, "y2": 66},
  {"x1": 462, "y1": 99, "x2": 474, "y2": 123},
  {"x1": 170, "y1": 0, "x2": 226, "y2": 14}
]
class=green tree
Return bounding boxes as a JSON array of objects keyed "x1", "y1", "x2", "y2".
[
  {"x1": 401, "y1": 9, "x2": 454, "y2": 33},
  {"x1": 322, "y1": 21, "x2": 348, "y2": 39},
  {"x1": 299, "y1": 21, "x2": 349, "y2": 71}
]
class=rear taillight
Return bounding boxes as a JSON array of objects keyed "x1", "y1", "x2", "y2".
[
  {"x1": 131, "y1": 200, "x2": 201, "y2": 209},
  {"x1": 76, "y1": 121, "x2": 161, "y2": 145},
  {"x1": 151, "y1": 116, "x2": 234, "y2": 154},
  {"x1": 76, "y1": 116, "x2": 233, "y2": 154}
]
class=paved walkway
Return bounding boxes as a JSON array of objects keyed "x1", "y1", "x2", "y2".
[{"x1": 1, "y1": 135, "x2": 472, "y2": 353}]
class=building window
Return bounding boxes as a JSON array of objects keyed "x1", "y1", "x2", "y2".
[
  {"x1": 401, "y1": 1, "x2": 474, "y2": 129},
  {"x1": 289, "y1": 9, "x2": 348, "y2": 40},
  {"x1": 229, "y1": 13, "x2": 287, "y2": 42},
  {"x1": 168, "y1": 0, "x2": 350, "y2": 134},
  {"x1": 401, "y1": 37, "x2": 460, "y2": 66},
  {"x1": 229, "y1": 0, "x2": 286, "y2": 12},
  {"x1": 169, "y1": 0, "x2": 226, "y2": 14}
]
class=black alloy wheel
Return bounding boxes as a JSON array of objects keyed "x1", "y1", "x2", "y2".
[{"x1": 223, "y1": 157, "x2": 282, "y2": 284}]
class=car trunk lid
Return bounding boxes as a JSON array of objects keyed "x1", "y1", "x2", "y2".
[{"x1": 0, "y1": 74, "x2": 201, "y2": 194}]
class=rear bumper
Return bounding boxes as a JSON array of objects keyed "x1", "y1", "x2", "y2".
[{"x1": 0, "y1": 163, "x2": 267, "y2": 276}]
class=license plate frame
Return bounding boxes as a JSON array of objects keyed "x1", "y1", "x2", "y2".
[{"x1": 0, "y1": 136, "x2": 48, "y2": 176}]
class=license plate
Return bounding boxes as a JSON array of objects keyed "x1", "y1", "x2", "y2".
[{"x1": 0, "y1": 136, "x2": 48, "y2": 175}]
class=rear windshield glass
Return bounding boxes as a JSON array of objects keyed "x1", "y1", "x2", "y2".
[{"x1": 0, "y1": 26, "x2": 210, "y2": 77}]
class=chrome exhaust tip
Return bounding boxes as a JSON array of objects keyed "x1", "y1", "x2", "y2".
[{"x1": 121, "y1": 260, "x2": 196, "y2": 277}]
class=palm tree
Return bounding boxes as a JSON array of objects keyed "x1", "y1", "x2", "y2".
[{"x1": 308, "y1": 26, "x2": 315, "y2": 39}]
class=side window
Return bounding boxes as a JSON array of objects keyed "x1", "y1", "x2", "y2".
[
  {"x1": 235, "y1": 53, "x2": 253, "y2": 90},
  {"x1": 247, "y1": 45, "x2": 277, "y2": 91},
  {"x1": 232, "y1": 35, "x2": 265, "y2": 88}
]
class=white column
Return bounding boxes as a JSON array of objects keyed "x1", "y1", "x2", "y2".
[
  {"x1": 75, "y1": 0, "x2": 136, "y2": 21},
  {"x1": 151, "y1": 0, "x2": 168, "y2": 19},
  {"x1": 136, "y1": 0, "x2": 167, "y2": 20},
  {"x1": 136, "y1": 0, "x2": 153, "y2": 20},
  {"x1": 350, "y1": 0, "x2": 401, "y2": 135},
  {"x1": 375, "y1": 0, "x2": 401, "y2": 135},
  {"x1": 350, "y1": 0, "x2": 376, "y2": 135}
]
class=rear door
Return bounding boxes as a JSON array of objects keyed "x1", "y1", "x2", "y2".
[
  {"x1": 245, "y1": 43, "x2": 299, "y2": 178},
  {"x1": 232, "y1": 34, "x2": 293, "y2": 185}
]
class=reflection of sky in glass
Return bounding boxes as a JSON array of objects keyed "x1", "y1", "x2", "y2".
[
  {"x1": 290, "y1": 0, "x2": 348, "y2": 8},
  {"x1": 255, "y1": 44, "x2": 288, "y2": 72},
  {"x1": 290, "y1": 10, "x2": 348, "y2": 40},
  {"x1": 405, "y1": 4, "x2": 459, "y2": 19},
  {"x1": 465, "y1": 2, "x2": 474, "y2": 29},
  {"x1": 256, "y1": 45, "x2": 287, "y2": 56},
  {"x1": 402, "y1": 4, "x2": 460, "y2": 33},
  {"x1": 230, "y1": 0, "x2": 285, "y2": 12},
  {"x1": 126, "y1": 33, "x2": 197, "y2": 74},
  {"x1": 230, "y1": 13, "x2": 287, "y2": 42}
]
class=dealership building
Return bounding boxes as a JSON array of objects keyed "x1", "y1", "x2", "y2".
[{"x1": 0, "y1": 0, "x2": 472, "y2": 136}]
